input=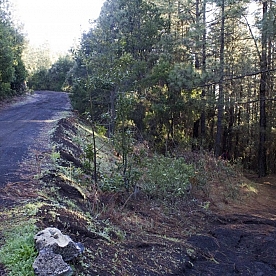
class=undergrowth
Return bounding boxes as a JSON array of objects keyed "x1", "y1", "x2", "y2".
[
  {"x1": 50, "y1": 118, "x2": 247, "y2": 203},
  {"x1": 0, "y1": 117, "x2": 255, "y2": 275},
  {"x1": 181, "y1": 151, "x2": 246, "y2": 200},
  {"x1": 0, "y1": 222, "x2": 37, "y2": 276},
  {"x1": 140, "y1": 155, "x2": 194, "y2": 199}
]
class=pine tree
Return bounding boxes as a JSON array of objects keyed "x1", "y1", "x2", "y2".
[{"x1": 258, "y1": 0, "x2": 268, "y2": 177}]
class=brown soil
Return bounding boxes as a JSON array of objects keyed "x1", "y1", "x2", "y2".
[
  {"x1": 33, "y1": 175, "x2": 276, "y2": 275},
  {"x1": 187, "y1": 176, "x2": 276, "y2": 276},
  {"x1": 0, "y1": 93, "x2": 276, "y2": 275}
]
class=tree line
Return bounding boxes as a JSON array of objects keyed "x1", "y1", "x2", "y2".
[
  {"x1": 65, "y1": 0, "x2": 275, "y2": 177},
  {"x1": 0, "y1": 0, "x2": 74, "y2": 96},
  {"x1": 0, "y1": 0, "x2": 27, "y2": 99},
  {"x1": 6, "y1": 0, "x2": 276, "y2": 177}
]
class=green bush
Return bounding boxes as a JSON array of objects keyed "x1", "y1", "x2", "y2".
[
  {"x1": 0, "y1": 223, "x2": 37, "y2": 276},
  {"x1": 141, "y1": 156, "x2": 194, "y2": 199},
  {"x1": 101, "y1": 171, "x2": 125, "y2": 192}
]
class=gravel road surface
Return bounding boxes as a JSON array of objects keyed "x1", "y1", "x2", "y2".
[{"x1": 0, "y1": 91, "x2": 71, "y2": 185}]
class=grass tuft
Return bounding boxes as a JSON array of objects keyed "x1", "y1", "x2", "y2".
[{"x1": 0, "y1": 222, "x2": 37, "y2": 276}]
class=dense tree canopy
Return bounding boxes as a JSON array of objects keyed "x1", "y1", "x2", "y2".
[
  {"x1": 27, "y1": 54, "x2": 74, "y2": 91},
  {"x1": 29, "y1": 0, "x2": 275, "y2": 176},
  {"x1": 2, "y1": 0, "x2": 276, "y2": 176},
  {"x1": 0, "y1": 0, "x2": 27, "y2": 99}
]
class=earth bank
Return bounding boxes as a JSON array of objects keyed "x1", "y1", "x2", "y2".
[{"x1": 33, "y1": 117, "x2": 276, "y2": 275}]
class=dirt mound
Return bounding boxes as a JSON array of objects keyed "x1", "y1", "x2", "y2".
[{"x1": 51, "y1": 117, "x2": 83, "y2": 168}]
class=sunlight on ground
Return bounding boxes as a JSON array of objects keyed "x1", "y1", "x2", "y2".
[
  {"x1": 263, "y1": 181, "x2": 273, "y2": 185},
  {"x1": 123, "y1": 213, "x2": 154, "y2": 230},
  {"x1": 241, "y1": 183, "x2": 258, "y2": 194}
]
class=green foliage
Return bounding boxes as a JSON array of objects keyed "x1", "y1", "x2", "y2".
[
  {"x1": 11, "y1": 58, "x2": 27, "y2": 93},
  {"x1": 50, "y1": 146, "x2": 60, "y2": 163},
  {"x1": 28, "y1": 55, "x2": 74, "y2": 91},
  {"x1": 100, "y1": 159, "x2": 142, "y2": 193},
  {"x1": 95, "y1": 125, "x2": 107, "y2": 136},
  {"x1": 23, "y1": 43, "x2": 53, "y2": 75},
  {"x1": 70, "y1": 78, "x2": 89, "y2": 114},
  {"x1": 47, "y1": 55, "x2": 74, "y2": 91},
  {"x1": 0, "y1": 223, "x2": 37, "y2": 276},
  {"x1": 27, "y1": 68, "x2": 49, "y2": 90},
  {"x1": 0, "y1": 23, "x2": 15, "y2": 85},
  {"x1": 113, "y1": 93, "x2": 140, "y2": 190},
  {"x1": 0, "y1": 83, "x2": 12, "y2": 99},
  {"x1": 141, "y1": 156, "x2": 194, "y2": 199},
  {"x1": 70, "y1": 0, "x2": 166, "y2": 136},
  {"x1": 83, "y1": 143, "x2": 95, "y2": 171},
  {"x1": 0, "y1": 4, "x2": 27, "y2": 99},
  {"x1": 101, "y1": 171, "x2": 125, "y2": 192},
  {"x1": 65, "y1": 0, "x2": 276, "y2": 173},
  {"x1": 169, "y1": 63, "x2": 202, "y2": 91}
]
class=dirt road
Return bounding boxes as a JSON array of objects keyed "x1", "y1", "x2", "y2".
[{"x1": 0, "y1": 91, "x2": 71, "y2": 186}]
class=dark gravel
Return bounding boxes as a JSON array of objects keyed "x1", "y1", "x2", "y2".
[{"x1": 0, "y1": 91, "x2": 71, "y2": 186}]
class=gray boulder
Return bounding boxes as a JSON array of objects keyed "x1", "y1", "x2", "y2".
[
  {"x1": 33, "y1": 227, "x2": 84, "y2": 276},
  {"x1": 35, "y1": 227, "x2": 84, "y2": 261},
  {"x1": 33, "y1": 248, "x2": 73, "y2": 276}
]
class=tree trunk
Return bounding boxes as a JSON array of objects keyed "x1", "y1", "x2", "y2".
[
  {"x1": 200, "y1": 0, "x2": 207, "y2": 147},
  {"x1": 109, "y1": 89, "x2": 116, "y2": 138},
  {"x1": 258, "y1": 1, "x2": 268, "y2": 177},
  {"x1": 192, "y1": 119, "x2": 200, "y2": 151},
  {"x1": 215, "y1": 0, "x2": 225, "y2": 157},
  {"x1": 192, "y1": 0, "x2": 201, "y2": 151}
]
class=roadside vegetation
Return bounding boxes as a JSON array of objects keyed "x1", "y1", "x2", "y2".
[
  {"x1": 0, "y1": 222, "x2": 37, "y2": 276},
  {"x1": 1, "y1": 0, "x2": 276, "y2": 275},
  {"x1": 0, "y1": 1, "x2": 27, "y2": 100},
  {"x1": 0, "y1": 115, "x2": 257, "y2": 275}
]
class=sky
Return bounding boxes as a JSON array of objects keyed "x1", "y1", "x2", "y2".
[{"x1": 10, "y1": 0, "x2": 105, "y2": 53}]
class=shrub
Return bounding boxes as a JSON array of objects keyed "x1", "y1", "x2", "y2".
[
  {"x1": 141, "y1": 155, "x2": 194, "y2": 199},
  {"x1": 0, "y1": 223, "x2": 37, "y2": 276},
  {"x1": 181, "y1": 151, "x2": 243, "y2": 199}
]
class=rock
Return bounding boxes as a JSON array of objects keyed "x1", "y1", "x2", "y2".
[
  {"x1": 33, "y1": 227, "x2": 84, "y2": 276},
  {"x1": 33, "y1": 248, "x2": 73, "y2": 276},
  {"x1": 35, "y1": 227, "x2": 84, "y2": 261}
]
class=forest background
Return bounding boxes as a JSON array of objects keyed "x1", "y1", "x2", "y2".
[{"x1": 1, "y1": 0, "x2": 275, "y2": 177}]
